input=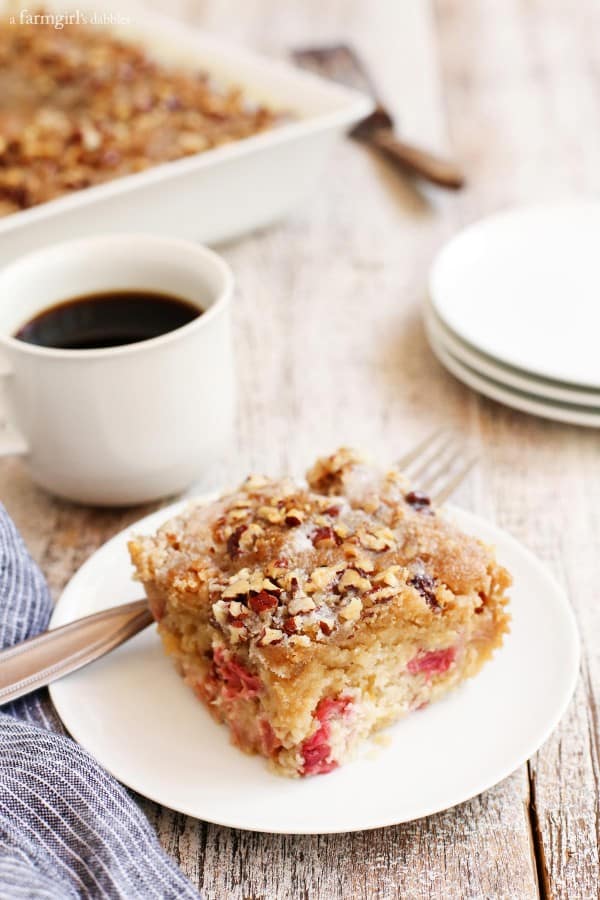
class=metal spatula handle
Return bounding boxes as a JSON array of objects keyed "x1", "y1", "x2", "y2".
[{"x1": 0, "y1": 599, "x2": 153, "y2": 705}]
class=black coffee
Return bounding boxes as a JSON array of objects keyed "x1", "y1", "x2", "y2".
[{"x1": 14, "y1": 290, "x2": 201, "y2": 350}]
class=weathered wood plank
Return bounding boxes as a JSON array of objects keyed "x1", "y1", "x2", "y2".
[
  {"x1": 139, "y1": 769, "x2": 536, "y2": 900},
  {"x1": 436, "y1": 1, "x2": 600, "y2": 897}
]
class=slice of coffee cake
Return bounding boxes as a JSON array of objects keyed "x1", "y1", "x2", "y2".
[{"x1": 129, "y1": 449, "x2": 510, "y2": 777}]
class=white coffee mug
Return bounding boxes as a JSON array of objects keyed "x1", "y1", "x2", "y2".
[{"x1": 0, "y1": 235, "x2": 235, "y2": 505}]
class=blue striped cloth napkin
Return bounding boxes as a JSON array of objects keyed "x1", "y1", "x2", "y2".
[{"x1": 0, "y1": 505, "x2": 200, "y2": 899}]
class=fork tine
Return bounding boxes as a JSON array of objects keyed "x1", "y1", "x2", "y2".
[
  {"x1": 396, "y1": 427, "x2": 449, "y2": 471},
  {"x1": 417, "y1": 440, "x2": 465, "y2": 492},
  {"x1": 395, "y1": 429, "x2": 477, "y2": 505},
  {"x1": 431, "y1": 455, "x2": 478, "y2": 505},
  {"x1": 405, "y1": 433, "x2": 458, "y2": 481}
]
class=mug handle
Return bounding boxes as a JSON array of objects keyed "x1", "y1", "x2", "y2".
[{"x1": 0, "y1": 361, "x2": 28, "y2": 458}]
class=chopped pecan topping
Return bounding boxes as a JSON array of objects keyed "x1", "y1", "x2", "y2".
[
  {"x1": 369, "y1": 586, "x2": 397, "y2": 603},
  {"x1": 288, "y1": 595, "x2": 316, "y2": 615},
  {"x1": 226, "y1": 525, "x2": 247, "y2": 558},
  {"x1": 259, "y1": 627, "x2": 284, "y2": 646},
  {"x1": 284, "y1": 508, "x2": 305, "y2": 527},
  {"x1": 258, "y1": 505, "x2": 285, "y2": 524},
  {"x1": 243, "y1": 571, "x2": 262, "y2": 594},
  {"x1": 266, "y1": 560, "x2": 288, "y2": 579},
  {"x1": 248, "y1": 590, "x2": 279, "y2": 614},
  {"x1": 165, "y1": 532, "x2": 180, "y2": 550},
  {"x1": 354, "y1": 556, "x2": 375, "y2": 573},
  {"x1": 288, "y1": 634, "x2": 311, "y2": 647},
  {"x1": 283, "y1": 616, "x2": 298, "y2": 634},
  {"x1": 306, "y1": 565, "x2": 341, "y2": 593},
  {"x1": 373, "y1": 565, "x2": 402, "y2": 587},
  {"x1": 311, "y1": 526, "x2": 340, "y2": 548},
  {"x1": 339, "y1": 596, "x2": 363, "y2": 621},
  {"x1": 238, "y1": 523, "x2": 264, "y2": 551},
  {"x1": 244, "y1": 474, "x2": 269, "y2": 490},
  {"x1": 212, "y1": 600, "x2": 229, "y2": 626},
  {"x1": 131, "y1": 447, "x2": 509, "y2": 664},
  {"x1": 358, "y1": 530, "x2": 390, "y2": 551},
  {"x1": 338, "y1": 568, "x2": 371, "y2": 594},
  {"x1": 261, "y1": 578, "x2": 280, "y2": 593},
  {"x1": 222, "y1": 577, "x2": 250, "y2": 599},
  {"x1": 228, "y1": 508, "x2": 249, "y2": 522}
]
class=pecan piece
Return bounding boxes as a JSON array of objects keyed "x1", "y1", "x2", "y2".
[
  {"x1": 284, "y1": 508, "x2": 305, "y2": 527},
  {"x1": 288, "y1": 594, "x2": 316, "y2": 615},
  {"x1": 226, "y1": 525, "x2": 247, "y2": 558},
  {"x1": 338, "y1": 568, "x2": 371, "y2": 594},
  {"x1": 283, "y1": 616, "x2": 298, "y2": 634},
  {"x1": 339, "y1": 596, "x2": 363, "y2": 621},
  {"x1": 222, "y1": 578, "x2": 250, "y2": 599},
  {"x1": 248, "y1": 590, "x2": 279, "y2": 613},
  {"x1": 259, "y1": 627, "x2": 284, "y2": 646},
  {"x1": 311, "y1": 526, "x2": 340, "y2": 548}
]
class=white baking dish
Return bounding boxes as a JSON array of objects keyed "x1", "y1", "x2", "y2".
[{"x1": 0, "y1": 3, "x2": 372, "y2": 265}]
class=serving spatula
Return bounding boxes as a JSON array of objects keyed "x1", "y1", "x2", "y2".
[{"x1": 292, "y1": 43, "x2": 465, "y2": 190}]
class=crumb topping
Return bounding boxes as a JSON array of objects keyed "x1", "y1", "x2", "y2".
[{"x1": 130, "y1": 448, "x2": 506, "y2": 651}]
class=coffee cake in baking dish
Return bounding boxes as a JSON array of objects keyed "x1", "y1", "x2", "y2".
[
  {"x1": 129, "y1": 449, "x2": 511, "y2": 777},
  {"x1": 0, "y1": 16, "x2": 281, "y2": 216}
]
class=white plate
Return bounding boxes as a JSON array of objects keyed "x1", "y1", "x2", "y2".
[
  {"x1": 0, "y1": 1, "x2": 371, "y2": 266},
  {"x1": 49, "y1": 496, "x2": 579, "y2": 834},
  {"x1": 430, "y1": 202, "x2": 600, "y2": 388},
  {"x1": 425, "y1": 303, "x2": 600, "y2": 407},
  {"x1": 427, "y1": 325, "x2": 600, "y2": 428}
]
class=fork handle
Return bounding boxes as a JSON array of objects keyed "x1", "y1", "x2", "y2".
[
  {"x1": 370, "y1": 128, "x2": 465, "y2": 190},
  {"x1": 0, "y1": 599, "x2": 153, "y2": 706}
]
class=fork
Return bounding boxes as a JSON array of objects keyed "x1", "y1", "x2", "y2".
[
  {"x1": 396, "y1": 427, "x2": 478, "y2": 505},
  {"x1": 0, "y1": 431, "x2": 476, "y2": 705}
]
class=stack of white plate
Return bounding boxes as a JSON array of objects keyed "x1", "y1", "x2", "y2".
[{"x1": 426, "y1": 202, "x2": 600, "y2": 427}]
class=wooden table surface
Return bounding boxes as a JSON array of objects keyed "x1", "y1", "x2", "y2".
[{"x1": 3, "y1": 0, "x2": 600, "y2": 897}]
